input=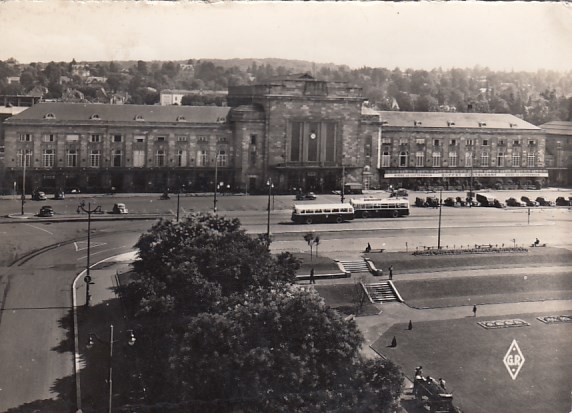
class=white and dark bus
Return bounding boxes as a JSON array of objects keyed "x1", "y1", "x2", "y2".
[
  {"x1": 291, "y1": 204, "x2": 355, "y2": 224},
  {"x1": 349, "y1": 197, "x2": 410, "y2": 218}
]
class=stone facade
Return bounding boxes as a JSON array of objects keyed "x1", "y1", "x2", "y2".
[{"x1": 1, "y1": 75, "x2": 551, "y2": 195}]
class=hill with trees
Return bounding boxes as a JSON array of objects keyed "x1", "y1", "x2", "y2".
[{"x1": 1, "y1": 57, "x2": 571, "y2": 125}]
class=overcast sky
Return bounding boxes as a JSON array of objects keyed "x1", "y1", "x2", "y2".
[{"x1": 0, "y1": 1, "x2": 571, "y2": 72}]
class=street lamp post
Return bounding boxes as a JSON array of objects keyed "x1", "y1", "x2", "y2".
[
  {"x1": 87, "y1": 324, "x2": 136, "y2": 413},
  {"x1": 266, "y1": 178, "x2": 273, "y2": 243},
  {"x1": 341, "y1": 162, "x2": 346, "y2": 204},
  {"x1": 21, "y1": 150, "x2": 27, "y2": 215},
  {"x1": 78, "y1": 201, "x2": 101, "y2": 306},
  {"x1": 437, "y1": 189, "x2": 443, "y2": 249},
  {"x1": 213, "y1": 152, "x2": 219, "y2": 213}
]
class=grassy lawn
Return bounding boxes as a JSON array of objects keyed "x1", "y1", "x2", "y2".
[
  {"x1": 315, "y1": 283, "x2": 381, "y2": 316},
  {"x1": 373, "y1": 314, "x2": 572, "y2": 413},
  {"x1": 395, "y1": 272, "x2": 572, "y2": 308},
  {"x1": 365, "y1": 247, "x2": 572, "y2": 274},
  {"x1": 293, "y1": 252, "x2": 342, "y2": 275}
]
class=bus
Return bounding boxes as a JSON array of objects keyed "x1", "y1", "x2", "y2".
[
  {"x1": 349, "y1": 197, "x2": 410, "y2": 218},
  {"x1": 291, "y1": 204, "x2": 355, "y2": 224}
]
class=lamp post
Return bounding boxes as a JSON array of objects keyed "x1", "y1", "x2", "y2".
[
  {"x1": 266, "y1": 178, "x2": 273, "y2": 243},
  {"x1": 437, "y1": 188, "x2": 443, "y2": 249},
  {"x1": 87, "y1": 324, "x2": 136, "y2": 413},
  {"x1": 213, "y1": 152, "x2": 220, "y2": 213},
  {"x1": 78, "y1": 201, "x2": 101, "y2": 306},
  {"x1": 21, "y1": 150, "x2": 27, "y2": 215},
  {"x1": 341, "y1": 162, "x2": 346, "y2": 204}
]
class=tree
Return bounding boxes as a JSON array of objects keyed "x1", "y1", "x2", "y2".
[{"x1": 304, "y1": 232, "x2": 320, "y2": 260}]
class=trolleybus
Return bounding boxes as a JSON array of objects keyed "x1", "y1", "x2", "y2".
[
  {"x1": 291, "y1": 203, "x2": 355, "y2": 224},
  {"x1": 349, "y1": 197, "x2": 410, "y2": 218}
]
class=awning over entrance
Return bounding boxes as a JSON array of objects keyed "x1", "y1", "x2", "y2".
[{"x1": 383, "y1": 169, "x2": 548, "y2": 178}]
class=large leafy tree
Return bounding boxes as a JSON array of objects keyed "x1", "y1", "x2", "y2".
[{"x1": 121, "y1": 213, "x2": 404, "y2": 412}]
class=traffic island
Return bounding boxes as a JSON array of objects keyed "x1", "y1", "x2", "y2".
[{"x1": 294, "y1": 252, "x2": 350, "y2": 281}]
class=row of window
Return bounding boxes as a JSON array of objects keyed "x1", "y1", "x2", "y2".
[
  {"x1": 380, "y1": 152, "x2": 538, "y2": 168},
  {"x1": 18, "y1": 133, "x2": 227, "y2": 143},
  {"x1": 407, "y1": 138, "x2": 537, "y2": 147},
  {"x1": 16, "y1": 149, "x2": 229, "y2": 168}
]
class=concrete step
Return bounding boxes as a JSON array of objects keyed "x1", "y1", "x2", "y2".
[
  {"x1": 339, "y1": 260, "x2": 370, "y2": 273},
  {"x1": 365, "y1": 281, "x2": 399, "y2": 303}
]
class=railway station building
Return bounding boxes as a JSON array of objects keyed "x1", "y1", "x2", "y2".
[{"x1": 1, "y1": 74, "x2": 548, "y2": 194}]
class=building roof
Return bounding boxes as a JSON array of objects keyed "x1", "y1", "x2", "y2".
[
  {"x1": 363, "y1": 108, "x2": 541, "y2": 130},
  {"x1": 540, "y1": 121, "x2": 572, "y2": 136},
  {"x1": 6, "y1": 102, "x2": 231, "y2": 124},
  {"x1": 161, "y1": 89, "x2": 227, "y2": 96}
]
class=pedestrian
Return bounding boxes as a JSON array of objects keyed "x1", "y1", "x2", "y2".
[
  {"x1": 309, "y1": 267, "x2": 316, "y2": 284},
  {"x1": 415, "y1": 366, "x2": 423, "y2": 377},
  {"x1": 365, "y1": 242, "x2": 371, "y2": 253},
  {"x1": 389, "y1": 265, "x2": 394, "y2": 280},
  {"x1": 439, "y1": 378, "x2": 446, "y2": 390},
  {"x1": 473, "y1": 304, "x2": 477, "y2": 317},
  {"x1": 534, "y1": 237, "x2": 540, "y2": 247}
]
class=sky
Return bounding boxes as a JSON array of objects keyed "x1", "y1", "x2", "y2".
[{"x1": 0, "y1": 1, "x2": 571, "y2": 72}]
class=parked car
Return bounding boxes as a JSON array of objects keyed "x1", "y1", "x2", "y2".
[
  {"x1": 32, "y1": 190, "x2": 47, "y2": 201},
  {"x1": 112, "y1": 203, "x2": 128, "y2": 214},
  {"x1": 54, "y1": 190, "x2": 65, "y2": 200},
  {"x1": 493, "y1": 199, "x2": 506, "y2": 208},
  {"x1": 38, "y1": 205, "x2": 54, "y2": 217},
  {"x1": 296, "y1": 192, "x2": 317, "y2": 201},
  {"x1": 535, "y1": 197, "x2": 554, "y2": 207},
  {"x1": 506, "y1": 197, "x2": 526, "y2": 207},
  {"x1": 520, "y1": 196, "x2": 539, "y2": 207},
  {"x1": 556, "y1": 197, "x2": 572, "y2": 206},
  {"x1": 390, "y1": 188, "x2": 409, "y2": 198},
  {"x1": 443, "y1": 197, "x2": 456, "y2": 207}
]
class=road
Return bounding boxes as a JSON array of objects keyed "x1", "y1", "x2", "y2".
[{"x1": 0, "y1": 190, "x2": 570, "y2": 411}]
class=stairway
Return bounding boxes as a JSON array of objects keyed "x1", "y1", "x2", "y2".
[
  {"x1": 338, "y1": 260, "x2": 370, "y2": 273},
  {"x1": 365, "y1": 282, "x2": 400, "y2": 303}
]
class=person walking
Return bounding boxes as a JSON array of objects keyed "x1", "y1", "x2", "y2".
[
  {"x1": 389, "y1": 265, "x2": 394, "y2": 280},
  {"x1": 473, "y1": 304, "x2": 477, "y2": 317},
  {"x1": 309, "y1": 267, "x2": 316, "y2": 284}
]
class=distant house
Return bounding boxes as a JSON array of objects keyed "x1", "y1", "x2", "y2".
[
  {"x1": 71, "y1": 64, "x2": 90, "y2": 78},
  {"x1": 160, "y1": 89, "x2": 227, "y2": 106},
  {"x1": 7, "y1": 76, "x2": 20, "y2": 85},
  {"x1": 85, "y1": 76, "x2": 108, "y2": 85},
  {"x1": 540, "y1": 120, "x2": 572, "y2": 186}
]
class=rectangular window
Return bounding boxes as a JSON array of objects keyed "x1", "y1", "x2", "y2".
[
  {"x1": 364, "y1": 134, "x2": 372, "y2": 165},
  {"x1": 432, "y1": 152, "x2": 441, "y2": 167},
  {"x1": 17, "y1": 149, "x2": 32, "y2": 167},
  {"x1": 512, "y1": 154, "x2": 521, "y2": 167},
  {"x1": 43, "y1": 149, "x2": 55, "y2": 167},
  {"x1": 177, "y1": 150, "x2": 187, "y2": 167},
  {"x1": 325, "y1": 123, "x2": 336, "y2": 163},
  {"x1": 497, "y1": 152, "x2": 504, "y2": 167},
  {"x1": 528, "y1": 140, "x2": 535, "y2": 146},
  {"x1": 19, "y1": 133, "x2": 32, "y2": 142},
  {"x1": 527, "y1": 153, "x2": 535, "y2": 167},
  {"x1": 198, "y1": 136, "x2": 209, "y2": 143},
  {"x1": 466, "y1": 139, "x2": 473, "y2": 146},
  {"x1": 112, "y1": 150, "x2": 122, "y2": 167},
  {"x1": 66, "y1": 134, "x2": 79, "y2": 142},
  {"x1": 433, "y1": 139, "x2": 440, "y2": 147},
  {"x1": 176, "y1": 135, "x2": 188, "y2": 142},
  {"x1": 481, "y1": 152, "x2": 489, "y2": 167},
  {"x1": 133, "y1": 150, "x2": 145, "y2": 167},
  {"x1": 399, "y1": 152, "x2": 408, "y2": 167},
  {"x1": 482, "y1": 139, "x2": 489, "y2": 146},
  {"x1": 43, "y1": 134, "x2": 56, "y2": 142},
  {"x1": 113, "y1": 134, "x2": 123, "y2": 143},
  {"x1": 249, "y1": 147, "x2": 257, "y2": 166},
  {"x1": 450, "y1": 139, "x2": 456, "y2": 146},
  {"x1": 91, "y1": 134, "x2": 101, "y2": 143},
  {"x1": 90, "y1": 150, "x2": 100, "y2": 167},
  {"x1": 290, "y1": 122, "x2": 302, "y2": 162},
  {"x1": 250, "y1": 135, "x2": 257, "y2": 145},
  {"x1": 197, "y1": 150, "x2": 208, "y2": 167},
  {"x1": 449, "y1": 152, "x2": 458, "y2": 167},
  {"x1": 513, "y1": 140, "x2": 520, "y2": 146},
  {"x1": 157, "y1": 136, "x2": 166, "y2": 142},
  {"x1": 217, "y1": 136, "x2": 228, "y2": 143},
  {"x1": 499, "y1": 140, "x2": 505, "y2": 146},
  {"x1": 465, "y1": 152, "x2": 473, "y2": 167},
  {"x1": 415, "y1": 152, "x2": 424, "y2": 167},
  {"x1": 217, "y1": 150, "x2": 227, "y2": 167},
  {"x1": 156, "y1": 150, "x2": 165, "y2": 167},
  {"x1": 67, "y1": 149, "x2": 78, "y2": 167},
  {"x1": 416, "y1": 138, "x2": 425, "y2": 145},
  {"x1": 381, "y1": 152, "x2": 390, "y2": 167},
  {"x1": 308, "y1": 123, "x2": 319, "y2": 162},
  {"x1": 134, "y1": 135, "x2": 145, "y2": 143}
]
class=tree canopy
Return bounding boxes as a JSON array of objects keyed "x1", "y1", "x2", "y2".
[{"x1": 119, "y1": 213, "x2": 404, "y2": 412}]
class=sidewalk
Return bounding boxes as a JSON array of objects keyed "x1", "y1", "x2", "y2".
[{"x1": 73, "y1": 251, "x2": 138, "y2": 413}]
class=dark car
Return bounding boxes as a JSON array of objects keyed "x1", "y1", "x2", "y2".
[
  {"x1": 38, "y1": 205, "x2": 54, "y2": 217},
  {"x1": 556, "y1": 197, "x2": 571, "y2": 206},
  {"x1": 535, "y1": 197, "x2": 554, "y2": 207},
  {"x1": 296, "y1": 192, "x2": 317, "y2": 201},
  {"x1": 54, "y1": 190, "x2": 65, "y2": 200},
  {"x1": 521, "y1": 196, "x2": 539, "y2": 207},
  {"x1": 506, "y1": 197, "x2": 526, "y2": 207},
  {"x1": 32, "y1": 190, "x2": 47, "y2": 201}
]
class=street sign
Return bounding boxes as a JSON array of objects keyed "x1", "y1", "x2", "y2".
[
  {"x1": 84, "y1": 275, "x2": 92, "y2": 284},
  {"x1": 503, "y1": 339, "x2": 525, "y2": 380}
]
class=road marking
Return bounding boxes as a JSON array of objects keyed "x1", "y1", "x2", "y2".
[
  {"x1": 74, "y1": 241, "x2": 107, "y2": 252},
  {"x1": 77, "y1": 245, "x2": 128, "y2": 260},
  {"x1": 25, "y1": 224, "x2": 54, "y2": 235}
]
